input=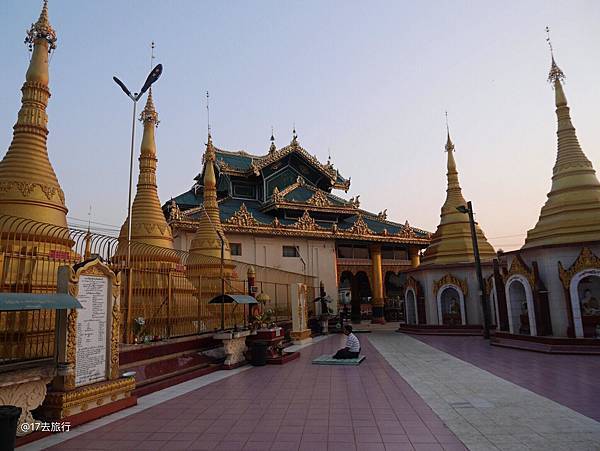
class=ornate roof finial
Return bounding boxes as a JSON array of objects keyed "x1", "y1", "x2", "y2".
[
  {"x1": 140, "y1": 88, "x2": 159, "y2": 126},
  {"x1": 445, "y1": 111, "x2": 454, "y2": 153},
  {"x1": 291, "y1": 124, "x2": 298, "y2": 145},
  {"x1": 206, "y1": 91, "x2": 211, "y2": 136},
  {"x1": 546, "y1": 26, "x2": 565, "y2": 84},
  {"x1": 25, "y1": 0, "x2": 57, "y2": 53},
  {"x1": 269, "y1": 126, "x2": 276, "y2": 153},
  {"x1": 150, "y1": 41, "x2": 156, "y2": 70}
]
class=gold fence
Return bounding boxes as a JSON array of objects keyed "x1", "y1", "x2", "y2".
[{"x1": 0, "y1": 215, "x2": 317, "y2": 366}]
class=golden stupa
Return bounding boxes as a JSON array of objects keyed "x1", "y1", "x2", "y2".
[
  {"x1": 523, "y1": 56, "x2": 600, "y2": 248},
  {"x1": 0, "y1": 1, "x2": 75, "y2": 295},
  {"x1": 114, "y1": 89, "x2": 178, "y2": 265},
  {"x1": 421, "y1": 131, "x2": 496, "y2": 265},
  {"x1": 186, "y1": 135, "x2": 235, "y2": 298},
  {"x1": 0, "y1": 1, "x2": 67, "y2": 230},
  {"x1": 112, "y1": 89, "x2": 198, "y2": 338}
]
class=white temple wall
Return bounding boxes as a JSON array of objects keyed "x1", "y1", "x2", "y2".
[
  {"x1": 504, "y1": 244, "x2": 600, "y2": 337},
  {"x1": 172, "y1": 230, "x2": 337, "y2": 305},
  {"x1": 411, "y1": 264, "x2": 494, "y2": 326}
]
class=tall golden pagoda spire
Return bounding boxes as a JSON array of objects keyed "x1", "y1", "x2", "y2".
[
  {"x1": 523, "y1": 44, "x2": 600, "y2": 248},
  {"x1": 421, "y1": 127, "x2": 495, "y2": 265},
  {"x1": 116, "y1": 88, "x2": 175, "y2": 253},
  {"x1": 188, "y1": 134, "x2": 231, "y2": 259},
  {"x1": 0, "y1": 0, "x2": 67, "y2": 228}
]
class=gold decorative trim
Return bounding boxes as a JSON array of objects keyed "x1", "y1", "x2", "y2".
[
  {"x1": 348, "y1": 214, "x2": 372, "y2": 235},
  {"x1": 433, "y1": 273, "x2": 468, "y2": 298},
  {"x1": 307, "y1": 190, "x2": 331, "y2": 207},
  {"x1": 225, "y1": 203, "x2": 259, "y2": 227},
  {"x1": 405, "y1": 275, "x2": 421, "y2": 294},
  {"x1": 172, "y1": 217, "x2": 430, "y2": 245},
  {"x1": 0, "y1": 181, "x2": 66, "y2": 204},
  {"x1": 292, "y1": 210, "x2": 321, "y2": 231},
  {"x1": 44, "y1": 377, "x2": 135, "y2": 410},
  {"x1": 558, "y1": 247, "x2": 600, "y2": 290},
  {"x1": 503, "y1": 254, "x2": 535, "y2": 287},
  {"x1": 63, "y1": 258, "x2": 121, "y2": 387}
]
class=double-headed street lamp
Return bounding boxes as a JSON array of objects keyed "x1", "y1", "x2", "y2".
[
  {"x1": 113, "y1": 64, "x2": 163, "y2": 265},
  {"x1": 457, "y1": 201, "x2": 491, "y2": 339}
]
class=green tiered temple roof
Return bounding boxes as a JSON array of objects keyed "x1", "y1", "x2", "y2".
[{"x1": 165, "y1": 135, "x2": 430, "y2": 245}]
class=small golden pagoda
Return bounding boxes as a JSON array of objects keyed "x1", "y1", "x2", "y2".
[
  {"x1": 421, "y1": 131, "x2": 495, "y2": 265},
  {"x1": 113, "y1": 89, "x2": 196, "y2": 339},
  {"x1": 523, "y1": 56, "x2": 600, "y2": 248},
  {"x1": 186, "y1": 135, "x2": 235, "y2": 298},
  {"x1": 115, "y1": 89, "x2": 178, "y2": 265}
]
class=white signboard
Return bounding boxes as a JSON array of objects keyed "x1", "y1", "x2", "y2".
[{"x1": 75, "y1": 275, "x2": 109, "y2": 386}]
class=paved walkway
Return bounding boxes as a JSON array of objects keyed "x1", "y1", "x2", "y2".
[
  {"x1": 37, "y1": 335, "x2": 465, "y2": 451},
  {"x1": 414, "y1": 334, "x2": 600, "y2": 422},
  {"x1": 368, "y1": 333, "x2": 600, "y2": 451}
]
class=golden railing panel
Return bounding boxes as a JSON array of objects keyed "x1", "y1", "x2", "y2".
[{"x1": 0, "y1": 214, "x2": 317, "y2": 365}]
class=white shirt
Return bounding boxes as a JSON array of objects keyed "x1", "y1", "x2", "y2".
[{"x1": 346, "y1": 333, "x2": 360, "y2": 352}]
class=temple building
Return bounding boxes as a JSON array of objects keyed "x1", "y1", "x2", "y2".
[
  {"x1": 492, "y1": 53, "x2": 600, "y2": 339},
  {"x1": 400, "y1": 130, "x2": 497, "y2": 330},
  {"x1": 165, "y1": 131, "x2": 431, "y2": 323}
]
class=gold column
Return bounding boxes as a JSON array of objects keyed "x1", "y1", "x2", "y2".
[
  {"x1": 370, "y1": 244, "x2": 385, "y2": 324},
  {"x1": 409, "y1": 246, "x2": 420, "y2": 267}
]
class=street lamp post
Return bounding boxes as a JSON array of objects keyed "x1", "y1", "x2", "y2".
[
  {"x1": 457, "y1": 201, "x2": 491, "y2": 339},
  {"x1": 113, "y1": 64, "x2": 163, "y2": 266}
]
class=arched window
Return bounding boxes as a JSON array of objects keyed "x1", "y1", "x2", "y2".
[
  {"x1": 575, "y1": 274, "x2": 600, "y2": 337},
  {"x1": 440, "y1": 287, "x2": 462, "y2": 326},
  {"x1": 405, "y1": 289, "x2": 418, "y2": 325}
]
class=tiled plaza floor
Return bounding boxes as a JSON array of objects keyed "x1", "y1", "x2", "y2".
[
  {"x1": 369, "y1": 333, "x2": 600, "y2": 451},
  {"x1": 415, "y1": 334, "x2": 600, "y2": 422},
  {"x1": 43, "y1": 335, "x2": 465, "y2": 451}
]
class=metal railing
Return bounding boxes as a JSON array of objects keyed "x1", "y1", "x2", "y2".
[{"x1": 0, "y1": 215, "x2": 317, "y2": 366}]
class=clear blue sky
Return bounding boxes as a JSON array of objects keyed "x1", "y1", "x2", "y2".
[{"x1": 1, "y1": 1, "x2": 599, "y2": 249}]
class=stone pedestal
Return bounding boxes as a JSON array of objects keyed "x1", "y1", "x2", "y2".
[
  {"x1": 213, "y1": 330, "x2": 251, "y2": 369},
  {"x1": 0, "y1": 364, "x2": 54, "y2": 436},
  {"x1": 291, "y1": 283, "x2": 312, "y2": 345}
]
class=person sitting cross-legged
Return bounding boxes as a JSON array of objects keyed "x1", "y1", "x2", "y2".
[{"x1": 333, "y1": 325, "x2": 360, "y2": 359}]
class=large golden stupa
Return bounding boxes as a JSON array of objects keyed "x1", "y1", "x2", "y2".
[{"x1": 523, "y1": 56, "x2": 600, "y2": 248}]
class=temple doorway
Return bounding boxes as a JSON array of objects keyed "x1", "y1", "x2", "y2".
[
  {"x1": 385, "y1": 272, "x2": 404, "y2": 321},
  {"x1": 577, "y1": 275, "x2": 600, "y2": 337},
  {"x1": 440, "y1": 287, "x2": 462, "y2": 326},
  {"x1": 355, "y1": 271, "x2": 372, "y2": 320},
  {"x1": 508, "y1": 279, "x2": 530, "y2": 335},
  {"x1": 339, "y1": 272, "x2": 353, "y2": 318},
  {"x1": 406, "y1": 289, "x2": 417, "y2": 324}
]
